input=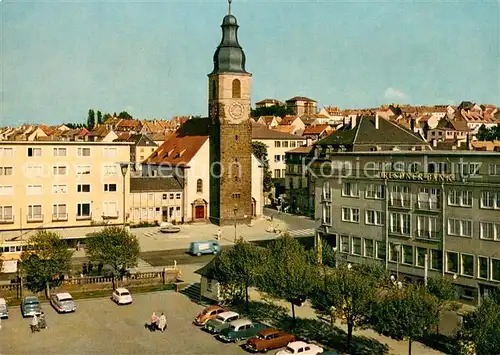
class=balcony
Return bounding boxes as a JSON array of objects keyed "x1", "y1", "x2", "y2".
[
  {"x1": 388, "y1": 229, "x2": 411, "y2": 238},
  {"x1": 0, "y1": 215, "x2": 15, "y2": 224},
  {"x1": 415, "y1": 230, "x2": 442, "y2": 242},
  {"x1": 389, "y1": 198, "x2": 412, "y2": 209},
  {"x1": 76, "y1": 213, "x2": 92, "y2": 221},
  {"x1": 102, "y1": 211, "x2": 119, "y2": 220},
  {"x1": 415, "y1": 200, "x2": 441, "y2": 212},
  {"x1": 321, "y1": 193, "x2": 332, "y2": 202},
  {"x1": 52, "y1": 213, "x2": 68, "y2": 222},
  {"x1": 27, "y1": 214, "x2": 43, "y2": 223}
]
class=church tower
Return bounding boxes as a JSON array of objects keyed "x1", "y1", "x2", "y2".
[{"x1": 209, "y1": 0, "x2": 252, "y2": 226}]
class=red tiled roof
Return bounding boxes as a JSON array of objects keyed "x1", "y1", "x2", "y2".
[
  {"x1": 279, "y1": 116, "x2": 299, "y2": 125},
  {"x1": 303, "y1": 124, "x2": 330, "y2": 135}
]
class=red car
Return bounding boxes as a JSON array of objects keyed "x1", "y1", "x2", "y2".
[{"x1": 245, "y1": 328, "x2": 296, "y2": 353}]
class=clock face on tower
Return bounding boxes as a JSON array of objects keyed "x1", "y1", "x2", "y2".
[{"x1": 229, "y1": 102, "x2": 245, "y2": 123}]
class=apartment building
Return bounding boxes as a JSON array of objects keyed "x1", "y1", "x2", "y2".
[
  {"x1": 284, "y1": 146, "x2": 314, "y2": 217},
  {"x1": 0, "y1": 141, "x2": 132, "y2": 235},
  {"x1": 313, "y1": 150, "x2": 500, "y2": 305}
]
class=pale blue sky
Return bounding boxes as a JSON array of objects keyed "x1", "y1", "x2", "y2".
[{"x1": 1, "y1": 0, "x2": 498, "y2": 126}]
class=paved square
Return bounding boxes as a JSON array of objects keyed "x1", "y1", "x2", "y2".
[{"x1": 0, "y1": 292, "x2": 249, "y2": 355}]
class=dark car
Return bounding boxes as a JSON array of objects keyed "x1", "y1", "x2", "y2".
[
  {"x1": 245, "y1": 328, "x2": 296, "y2": 352},
  {"x1": 217, "y1": 319, "x2": 268, "y2": 343},
  {"x1": 21, "y1": 296, "x2": 41, "y2": 318}
]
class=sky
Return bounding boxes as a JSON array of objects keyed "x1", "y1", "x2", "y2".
[{"x1": 0, "y1": 0, "x2": 498, "y2": 126}]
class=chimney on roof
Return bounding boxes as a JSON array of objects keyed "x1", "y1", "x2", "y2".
[
  {"x1": 375, "y1": 114, "x2": 379, "y2": 130},
  {"x1": 351, "y1": 116, "x2": 357, "y2": 129}
]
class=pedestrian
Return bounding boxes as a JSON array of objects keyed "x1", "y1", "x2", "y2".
[
  {"x1": 39, "y1": 311, "x2": 47, "y2": 329},
  {"x1": 216, "y1": 228, "x2": 222, "y2": 241},
  {"x1": 158, "y1": 313, "x2": 167, "y2": 332},
  {"x1": 150, "y1": 312, "x2": 158, "y2": 331},
  {"x1": 31, "y1": 314, "x2": 39, "y2": 333}
]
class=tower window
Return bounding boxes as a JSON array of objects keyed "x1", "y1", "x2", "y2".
[
  {"x1": 235, "y1": 135, "x2": 238, "y2": 140},
  {"x1": 197, "y1": 179, "x2": 203, "y2": 193},
  {"x1": 212, "y1": 80, "x2": 217, "y2": 100},
  {"x1": 232, "y1": 79, "x2": 241, "y2": 98}
]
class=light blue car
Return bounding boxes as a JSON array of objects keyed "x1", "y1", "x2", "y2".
[{"x1": 189, "y1": 241, "x2": 220, "y2": 256}]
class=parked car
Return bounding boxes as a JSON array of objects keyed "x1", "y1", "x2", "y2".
[
  {"x1": 50, "y1": 292, "x2": 77, "y2": 313},
  {"x1": 21, "y1": 296, "x2": 42, "y2": 318},
  {"x1": 217, "y1": 319, "x2": 268, "y2": 343},
  {"x1": 0, "y1": 298, "x2": 8, "y2": 319},
  {"x1": 276, "y1": 341, "x2": 324, "y2": 355},
  {"x1": 245, "y1": 328, "x2": 296, "y2": 352},
  {"x1": 203, "y1": 311, "x2": 239, "y2": 334},
  {"x1": 112, "y1": 288, "x2": 133, "y2": 305},
  {"x1": 193, "y1": 305, "x2": 227, "y2": 326},
  {"x1": 189, "y1": 241, "x2": 220, "y2": 256},
  {"x1": 159, "y1": 222, "x2": 181, "y2": 233}
]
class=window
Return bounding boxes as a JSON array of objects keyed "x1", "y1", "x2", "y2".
[
  {"x1": 322, "y1": 205, "x2": 331, "y2": 224},
  {"x1": 283, "y1": 141, "x2": 288, "y2": 148},
  {"x1": 77, "y1": 184, "x2": 91, "y2": 193},
  {"x1": 27, "y1": 147, "x2": 42, "y2": 157},
  {"x1": 492, "y1": 259, "x2": 500, "y2": 282},
  {"x1": 342, "y1": 207, "x2": 359, "y2": 223},
  {"x1": 148, "y1": 193, "x2": 153, "y2": 200},
  {"x1": 27, "y1": 204, "x2": 42, "y2": 221},
  {"x1": 340, "y1": 235, "x2": 349, "y2": 253},
  {"x1": 365, "y1": 184, "x2": 385, "y2": 199},
  {"x1": 76, "y1": 165, "x2": 91, "y2": 175},
  {"x1": 53, "y1": 165, "x2": 67, "y2": 175},
  {"x1": 77, "y1": 147, "x2": 91, "y2": 157},
  {"x1": 169, "y1": 193, "x2": 174, "y2": 199},
  {"x1": 402, "y1": 245, "x2": 414, "y2": 265},
  {"x1": 52, "y1": 184, "x2": 67, "y2": 194},
  {"x1": 342, "y1": 182, "x2": 359, "y2": 197},
  {"x1": 76, "y1": 203, "x2": 91, "y2": 218},
  {"x1": 417, "y1": 187, "x2": 440, "y2": 209},
  {"x1": 448, "y1": 218, "x2": 472, "y2": 237},
  {"x1": 365, "y1": 210, "x2": 384, "y2": 226},
  {"x1": 162, "y1": 194, "x2": 167, "y2": 200},
  {"x1": 27, "y1": 184, "x2": 43, "y2": 195},
  {"x1": 0, "y1": 206, "x2": 13, "y2": 221},
  {"x1": 53, "y1": 147, "x2": 67, "y2": 156},
  {"x1": 322, "y1": 181, "x2": 331, "y2": 199},
  {"x1": 430, "y1": 249, "x2": 442, "y2": 270},
  {"x1": 416, "y1": 247, "x2": 427, "y2": 267},
  {"x1": 446, "y1": 251, "x2": 459, "y2": 274},
  {"x1": 489, "y1": 164, "x2": 500, "y2": 176},
  {"x1": 290, "y1": 141, "x2": 296, "y2": 148},
  {"x1": 104, "y1": 183, "x2": 117, "y2": 192},
  {"x1": 52, "y1": 204, "x2": 67, "y2": 220},
  {"x1": 352, "y1": 237, "x2": 362, "y2": 255},
  {"x1": 103, "y1": 147, "x2": 117, "y2": 158},
  {"x1": 26, "y1": 165, "x2": 42, "y2": 177},
  {"x1": 274, "y1": 169, "x2": 281, "y2": 178},
  {"x1": 390, "y1": 212, "x2": 411, "y2": 235},
  {"x1": 232, "y1": 78, "x2": 241, "y2": 98},
  {"x1": 0, "y1": 185, "x2": 14, "y2": 195},
  {"x1": 176, "y1": 193, "x2": 181, "y2": 199},
  {"x1": 417, "y1": 215, "x2": 439, "y2": 239},
  {"x1": 448, "y1": 189, "x2": 472, "y2": 207},
  {"x1": 274, "y1": 141, "x2": 281, "y2": 148},
  {"x1": 103, "y1": 202, "x2": 118, "y2": 217},
  {"x1": 389, "y1": 243, "x2": 400, "y2": 262},
  {"x1": 0, "y1": 147, "x2": 13, "y2": 157},
  {"x1": 461, "y1": 254, "x2": 474, "y2": 277},
  {"x1": 481, "y1": 191, "x2": 500, "y2": 209},
  {"x1": 364, "y1": 239, "x2": 374, "y2": 258},
  {"x1": 274, "y1": 155, "x2": 281, "y2": 163},
  {"x1": 376, "y1": 241, "x2": 386, "y2": 260},
  {"x1": 0, "y1": 166, "x2": 13, "y2": 176},
  {"x1": 459, "y1": 162, "x2": 481, "y2": 177},
  {"x1": 390, "y1": 185, "x2": 411, "y2": 207},
  {"x1": 478, "y1": 257, "x2": 489, "y2": 279},
  {"x1": 104, "y1": 165, "x2": 117, "y2": 175},
  {"x1": 480, "y1": 222, "x2": 500, "y2": 240}
]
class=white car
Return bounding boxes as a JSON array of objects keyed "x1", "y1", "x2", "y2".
[
  {"x1": 112, "y1": 288, "x2": 133, "y2": 305},
  {"x1": 276, "y1": 341, "x2": 324, "y2": 355},
  {"x1": 50, "y1": 292, "x2": 77, "y2": 313}
]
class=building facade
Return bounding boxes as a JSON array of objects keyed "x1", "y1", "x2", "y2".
[
  {"x1": 314, "y1": 151, "x2": 500, "y2": 304},
  {"x1": 285, "y1": 146, "x2": 314, "y2": 217},
  {"x1": 0, "y1": 141, "x2": 131, "y2": 235}
]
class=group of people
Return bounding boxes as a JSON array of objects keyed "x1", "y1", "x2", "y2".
[
  {"x1": 30, "y1": 312, "x2": 47, "y2": 333},
  {"x1": 149, "y1": 312, "x2": 167, "y2": 332}
]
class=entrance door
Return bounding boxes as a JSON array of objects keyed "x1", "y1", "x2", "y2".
[{"x1": 195, "y1": 206, "x2": 205, "y2": 219}]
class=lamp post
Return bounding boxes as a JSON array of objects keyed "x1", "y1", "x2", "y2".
[
  {"x1": 233, "y1": 208, "x2": 238, "y2": 242},
  {"x1": 120, "y1": 163, "x2": 129, "y2": 227}
]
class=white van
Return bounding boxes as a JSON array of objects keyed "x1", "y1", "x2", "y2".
[{"x1": 0, "y1": 298, "x2": 8, "y2": 318}]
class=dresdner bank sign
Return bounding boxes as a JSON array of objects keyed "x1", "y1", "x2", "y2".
[{"x1": 379, "y1": 172, "x2": 456, "y2": 182}]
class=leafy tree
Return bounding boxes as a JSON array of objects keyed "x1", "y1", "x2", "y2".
[
  {"x1": 476, "y1": 124, "x2": 500, "y2": 141},
  {"x1": 213, "y1": 238, "x2": 268, "y2": 311},
  {"x1": 251, "y1": 141, "x2": 273, "y2": 192},
  {"x1": 426, "y1": 276, "x2": 459, "y2": 334},
  {"x1": 85, "y1": 227, "x2": 140, "y2": 289},
  {"x1": 96, "y1": 110, "x2": 103, "y2": 124},
  {"x1": 251, "y1": 104, "x2": 294, "y2": 118},
  {"x1": 20, "y1": 230, "x2": 74, "y2": 297},
  {"x1": 310, "y1": 263, "x2": 382, "y2": 350},
  {"x1": 103, "y1": 113, "x2": 113, "y2": 122},
  {"x1": 118, "y1": 111, "x2": 133, "y2": 119},
  {"x1": 372, "y1": 284, "x2": 439, "y2": 355},
  {"x1": 87, "y1": 109, "x2": 95, "y2": 129},
  {"x1": 258, "y1": 234, "x2": 316, "y2": 326}
]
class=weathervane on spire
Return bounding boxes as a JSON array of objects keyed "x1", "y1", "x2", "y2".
[{"x1": 228, "y1": 0, "x2": 232, "y2": 15}]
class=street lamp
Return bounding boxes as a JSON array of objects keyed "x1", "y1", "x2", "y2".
[
  {"x1": 233, "y1": 208, "x2": 238, "y2": 242},
  {"x1": 120, "y1": 162, "x2": 129, "y2": 227}
]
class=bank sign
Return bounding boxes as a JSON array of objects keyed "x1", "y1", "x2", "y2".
[{"x1": 379, "y1": 172, "x2": 456, "y2": 182}]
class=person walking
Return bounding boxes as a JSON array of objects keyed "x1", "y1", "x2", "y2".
[
  {"x1": 30, "y1": 314, "x2": 39, "y2": 333},
  {"x1": 150, "y1": 312, "x2": 158, "y2": 331},
  {"x1": 158, "y1": 313, "x2": 167, "y2": 332},
  {"x1": 216, "y1": 228, "x2": 222, "y2": 241}
]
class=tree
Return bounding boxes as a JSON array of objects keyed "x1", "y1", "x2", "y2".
[
  {"x1": 251, "y1": 104, "x2": 294, "y2": 118},
  {"x1": 251, "y1": 141, "x2": 273, "y2": 192},
  {"x1": 87, "y1": 109, "x2": 95, "y2": 129},
  {"x1": 85, "y1": 227, "x2": 140, "y2": 289},
  {"x1": 372, "y1": 284, "x2": 439, "y2": 355},
  {"x1": 426, "y1": 276, "x2": 459, "y2": 334},
  {"x1": 310, "y1": 263, "x2": 382, "y2": 350},
  {"x1": 476, "y1": 123, "x2": 500, "y2": 141},
  {"x1": 20, "y1": 230, "x2": 74, "y2": 298},
  {"x1": 213, "y1": 238, "x2": 268, "y2": 311},
  {"x1": 118, "y1": 111, "x2": 133, "y2": 119},
  {"x1": 258, "y1": 234, "x2": 316, "y2": 326},
  {"x1": 96, "y1": 110, "x2": 103, "y2": 125}
]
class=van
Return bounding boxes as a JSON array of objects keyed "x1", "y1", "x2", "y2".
[
  {"x1": 0, "y1": 298, "x2": 9, "y2": 318},
  {"x1": 189, "y1": 241, "x2": 220, "y2": 256}
]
